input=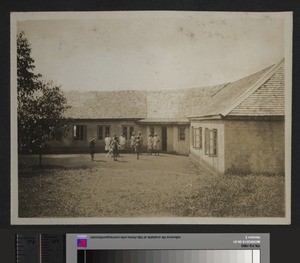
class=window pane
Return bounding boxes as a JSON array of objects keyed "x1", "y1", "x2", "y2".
[
  {"x1": 209, "y1": 129, "x2": 217, "y2": 156},
  {"x1": 80, "y1": 125, "x2": 85, "y2": 140},
  {"x1": 74, "y1": 125, "x2": 86, "y2": 141},
  {"x1": 214, "y1": 129, "x2": 217, "y2": 155},
  {"x1": 209, "y1": 130, "x2": 213, "y2": 154},
  {"x1": 199, "y1": 127, "x2": 202, "y2": 148},
  {"x1": 193, "y1": 127, "x2": 202, "y2": 149},
  {"x1": 179, "y1": 127, "x2": 185, "y2": 141},
  {"x1": 191, "y1": 127, "x2": 194, "y2": 147},
  {"x1": 194, "y1": 127, "x2": 197, "y2": 147},
  {"x1": 205, "y1": 128, "x2": 209, "y2": 154},
  {"x1": 195, "y1": 128, "x2": 199, "y2": 147},
  {"x1": 79, "y1": 126, "x2": 82, "y2": 140}
]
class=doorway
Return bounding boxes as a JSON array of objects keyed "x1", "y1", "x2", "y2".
[{"x1": 161, "y1": 126, "x2": 167, "y2": 151}]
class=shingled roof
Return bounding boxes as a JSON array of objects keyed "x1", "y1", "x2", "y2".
[
  {"x1": 146, "y1": 85, "x2": 224, "y2": 119},
  {"x1": 64, "y1": 59, "x2": 284, "y2": 121},
  {"x1": 189, "y1": 59, "x2": 285, "y2": 119},
  {"x1": 226, "y1": 60, "x2": 284, "y2": 116},
  {"x1": 64, "y1": 85, "x2": 223, "y2": 120},
  {"x1": 64, "y1": 90, "x2": 147, "y2": 119}
]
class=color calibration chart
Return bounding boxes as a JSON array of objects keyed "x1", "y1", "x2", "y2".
[
  {"x1": 66, "y1": 234, "x2": 269, "y2": 263},
  {"x1": 77, "y1": 250, "x2": 260, "y2": 263}
]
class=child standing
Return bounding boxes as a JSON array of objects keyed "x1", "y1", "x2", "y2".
[
  {"x1": 153, "y1": 133, "x2": 161, "y2": 156},
  {"x1": 89, "y1": 137, "x2": 96, "y2": 161},
  {"x1": 147, "y1": 133, "x2": 153, "y2": 155},
  {"x1": 135, "y1": 135, "x2": 141, "y2": 160},
  {"x1": 104, "y1": 134, "x2": 111, "y2": 153},
  {"x1": 119, "y1": 133, "x2": 126, "y2": 156},
  {"x1": 130, "y1": 132, "x2": 136, "y2": 154},
  {"x1": 110, "y1": 135, "x2": 119, "y2": 161}
]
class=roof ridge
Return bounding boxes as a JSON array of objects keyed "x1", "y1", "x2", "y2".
[
  {"x1": 210, "y1": 83, "x2": 230, "y2": 97},
  {"x1": 220, "y1": 58, "x2": 284, "y2": 117}
]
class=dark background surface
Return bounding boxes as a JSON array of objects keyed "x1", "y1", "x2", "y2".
[{"x1": 1, "y1": 0, "x2": 299, "y2": 262}]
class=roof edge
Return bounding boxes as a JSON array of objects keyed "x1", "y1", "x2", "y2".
[
  {"x1": 138, "y1": 118, "x2": 190, "y2": 125},
  {"x1": 220, "y1": 58, "x2": 284, "y2": 117},
  {"x1": 189, "y1": 115, "x2": 284, "y2": 121},
  {"x1": 188, "y1": 115, "x2": 222, "y2": 121},
  {"x1": 66, "y1": 117, "x2": 146, "y2": 121},
  {"x1": 223, "y1": 115, "x2": 284, "y2": 121}
]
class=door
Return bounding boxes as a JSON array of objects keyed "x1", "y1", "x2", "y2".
[{"x1": 161, "y1": 126, "x2": 167, "y2": 151}]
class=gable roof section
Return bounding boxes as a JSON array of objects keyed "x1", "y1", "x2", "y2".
[
  {"x1": 188, "y1": 59, "x2": 284, "y2": 118},
  {"x1": 64, "y1": 90, "x2": 147, "y2": 119},
  {"x1": 226, "y1": 60, "x2": 284, "y2": 116}
]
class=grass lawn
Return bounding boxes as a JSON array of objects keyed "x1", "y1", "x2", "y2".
[{"x1": 18, "y1": 153, "x2": 285, "y2": 218}]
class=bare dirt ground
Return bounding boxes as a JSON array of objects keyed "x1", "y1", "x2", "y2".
[{"x1": 18, "y1": 153, "x2": 285, "y2": 218}]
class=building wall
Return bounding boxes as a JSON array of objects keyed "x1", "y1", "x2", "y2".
[
  {"x1": 189, "y1": 120, "x2": 225, "y2": 173},
  {"x1": 143, "y1": 125, "x2": 189, "y2": 155},
  {"x1": 189, "y1": 119, "x2": 284, "y2": 175},
  {"x1": 224, "y1": 119, "x2": 284, "y2": 174},
  {"x1": 48, "y1": 120, "x2": 144, "y2": 153},
  {"x1": 49, "y1": 121, "x2": 190, "y2": 155}
]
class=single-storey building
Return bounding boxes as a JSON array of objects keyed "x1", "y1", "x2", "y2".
[
  {"x1": 48, "y1": 90, "x2": 148, "y2": 153},
  {"x1": 48, "y1": 59, "x2": 285, "y2": 174},
  {"x1": 189, "y1": 59, "x2": 284, "y2": 174},
  {"x1": 49, "y1": 86, "x2": 218, "y2": 155}
]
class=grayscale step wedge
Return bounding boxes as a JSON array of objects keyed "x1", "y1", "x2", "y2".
[{"x1": 16, "y1": 234, "x2": 65, "y2": 263}]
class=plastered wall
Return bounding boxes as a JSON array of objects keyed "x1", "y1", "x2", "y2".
[{"x1": 224, "y1": 120, "x2": 284, "y2": 174}]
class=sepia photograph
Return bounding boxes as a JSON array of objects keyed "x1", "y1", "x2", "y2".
[{"x1": 11, "y1": 11, "x2": 292, "y2": 224}]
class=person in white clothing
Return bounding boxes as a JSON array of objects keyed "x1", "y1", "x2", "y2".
[
  {"x1": 147, "y1": 133, "x2": 154, "y2": 155},
  {"x1": 130, "y1": 132, "x2": 136, "y2": 154},
  {"x1": 119, "y1": 133, "x2": 126, "y2": 155},
  {"x1": 153, "y1": 133, "x2": 161, "y2": 156},
  {"x1": 104, "y1": 134, "x2": 111, "y2": 152}
]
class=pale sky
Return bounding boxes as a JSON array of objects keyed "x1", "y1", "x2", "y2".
[{"x1": 16, "y1": 12, "x2": 286, "y2": 91}]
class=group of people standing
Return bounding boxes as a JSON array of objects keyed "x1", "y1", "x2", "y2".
[
  {"x1": 147, "y1": 132, "x2": 161, "y2": 156},
  {"x1": 130, "y1": 131, "x2": 143, "y2": 159},
  {"x1": 89, "y1": 131, "x2": 161, "y2": 161},
  {"x1": 104, "y1": 133, "x2": 126, "y2": 161}
]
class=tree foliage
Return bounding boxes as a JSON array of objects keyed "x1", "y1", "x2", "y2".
[
  {"x1": 17, "y1": 32, "x2": 69, "y2": 156},
  {"x1": 17, "y1": 32, "x2": 41, "y2": 97}
]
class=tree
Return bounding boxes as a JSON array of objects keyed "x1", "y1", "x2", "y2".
[
  {"x1": 17, "y1": 31, "x2": 41, "y2": 96},
  {"x1": 17, "y1": 32, "x2": 69, "y2": 165}
]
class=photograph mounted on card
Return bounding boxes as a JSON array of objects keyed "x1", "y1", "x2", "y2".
[{"x1": 10, "y1": 11, "x2": 292, "y2": 224}]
